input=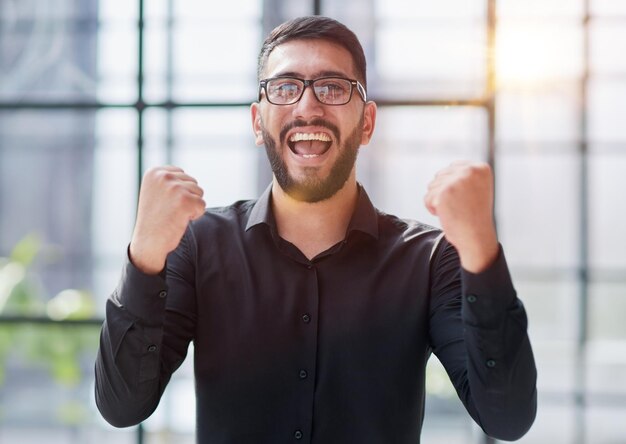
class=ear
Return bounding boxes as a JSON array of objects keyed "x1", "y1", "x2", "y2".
[
  {"x1": 359, "y1": 101, "x2": 377, "y2": 146},
  {"x1": 250, "y1": 102, "x2": 265, "y2": 147}
]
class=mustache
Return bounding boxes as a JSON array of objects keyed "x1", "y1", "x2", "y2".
[{"x1": 279, "y1": 118, "x2": 340, "y2": 145}]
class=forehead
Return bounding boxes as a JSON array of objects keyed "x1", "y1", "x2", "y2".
[{"x1": 264, "y1": 39, "x2": 357, "y2": 79}]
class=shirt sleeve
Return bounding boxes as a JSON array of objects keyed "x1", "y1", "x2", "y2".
[
  {"x1": 428, "y1": 239, "x2": 537, "y2": 441},
  {"x1": 94, "y1": 231, "x2": 196, "y2": 428}
]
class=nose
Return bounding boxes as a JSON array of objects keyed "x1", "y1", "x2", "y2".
[{"x1": 292, "y1": 85, "x2": 324, "y2": 120}]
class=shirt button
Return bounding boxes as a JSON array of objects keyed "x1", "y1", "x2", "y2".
[
  {"x1": 158, "y1": 290, "x2": 167, "y2": 298},
  {"x1": 294, "y1": 429, "x2": 303, "y2": 440},
  {"x1": 147, "y1": 345, "x2": 157, "y2": 352},
  {"x1": 467, "y1": 294, "x2": 477, "y2": 303},
  {"x1": 299, "y1": 369, "x2": 308, "y2": 379},
  {"x1": 302, "y1": 314, "x2": 311, "y2": 323},
  {"x1": 486, "y1": 359, "x2": 496, "y2": 368},
  {"x1": 307, "y1": 264, "x2": 313, "y2": 269}
]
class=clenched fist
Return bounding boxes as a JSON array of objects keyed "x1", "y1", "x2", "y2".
[
  {"x1": 129, "y1": 166, "x2": 205, "y2": 274},
  {"x1": 424, "y1": 161, "x2": 499, "y2": 273}
]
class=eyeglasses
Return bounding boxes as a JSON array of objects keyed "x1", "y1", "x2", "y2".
[{"x1": 258, "y1": 76, "x2": 367, "y2": 106}]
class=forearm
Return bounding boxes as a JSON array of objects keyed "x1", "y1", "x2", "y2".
[
  {"x1": 460, "y1": 249, "x2": 537, "y2": 440},
  {"x1": 462, "y1": 299, "x2": 537, "y2": 440},
  {"x1": 430, "y1": 243, "x2": 537, "y2": 441},
  {"x1": 95, "y1": 299, "x2": 166, "y2": 427},
  {"x1": 94, "y1": 255, "x2": 175, "y2": 427}
]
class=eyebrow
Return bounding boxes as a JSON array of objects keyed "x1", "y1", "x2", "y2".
[{"x1": 271, "y1": 70, "x2": 352, "y2": 79}]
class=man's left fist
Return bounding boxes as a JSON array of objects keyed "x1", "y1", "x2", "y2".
[{"x1": 424, "y1": 161, "x2": 499, "y2": 273}]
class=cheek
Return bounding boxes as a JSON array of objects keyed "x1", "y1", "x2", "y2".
[{"x1": 260, "y1": 110, "x2": 286, "y2": 134}]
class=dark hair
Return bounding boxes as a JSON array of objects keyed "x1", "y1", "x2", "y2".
[{"x1": 257, "y1": 16, "x2": 367, "y2": 88}]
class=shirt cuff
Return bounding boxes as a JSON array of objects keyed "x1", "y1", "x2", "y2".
[
  {"x1": 112, "y1": 246, "x2": 169, "y2": 326},
  {"x1": 461, "y1": 244, "x2": 518, "y2": 329}
]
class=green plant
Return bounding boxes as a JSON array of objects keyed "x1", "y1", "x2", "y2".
[{"x1": 0, "y1": 234, "x2": 100, "y2": 424}]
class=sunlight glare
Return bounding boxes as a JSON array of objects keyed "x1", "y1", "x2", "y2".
[{"x1": 495, "y1": 21, "x2": 583, "y2": 89}]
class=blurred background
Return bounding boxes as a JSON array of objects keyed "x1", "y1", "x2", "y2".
[{"x1": 0, "y1": 0, "x2": 625, "y2": 443}]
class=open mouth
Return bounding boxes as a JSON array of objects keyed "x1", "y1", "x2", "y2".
[{"x1": 287, "y1": 132, "x2": 332, "y2": 158}]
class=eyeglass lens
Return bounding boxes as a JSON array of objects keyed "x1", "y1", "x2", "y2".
[{"x1": 266, "y1": 78, "x2": 353, "y2": 105}]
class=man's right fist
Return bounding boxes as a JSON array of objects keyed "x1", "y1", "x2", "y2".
[{"x1": 129, "y1": 166, "x2": 205, "y2": 274}]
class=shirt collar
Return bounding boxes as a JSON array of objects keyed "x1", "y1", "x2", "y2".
[
  {"x1": 245, "y1": 183, "x2": 379, "y2": 240},
  {"x1": 245, "y1": 184, "x2": 274, "y2": 232},
  {"x1": 347, "y1": 184, "x2": 379, "y2": 240}
]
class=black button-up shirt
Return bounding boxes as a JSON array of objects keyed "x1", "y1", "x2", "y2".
[{"x1": 95, "y1": 185, "x2": 537, "y2": 443}]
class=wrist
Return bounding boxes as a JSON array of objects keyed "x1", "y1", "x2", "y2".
[
  {"x1": 456, "y1": 234, "x2": 499, "y2": 274},
  {"x1": 129, "y1": 240, "x2": 166, "y2": 275}
]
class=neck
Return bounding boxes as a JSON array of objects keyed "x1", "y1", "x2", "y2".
[{"x1": 271, "y1": 177, "x2": 359, "y2": 260}]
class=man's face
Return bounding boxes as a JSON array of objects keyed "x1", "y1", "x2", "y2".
[{"x1": 251, "y1": 39, "x2": 376, "y2": 203}]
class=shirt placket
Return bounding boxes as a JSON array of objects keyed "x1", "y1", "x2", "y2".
[{"x1": 291, "y1": 259, "x2": 320, "y2": 443}]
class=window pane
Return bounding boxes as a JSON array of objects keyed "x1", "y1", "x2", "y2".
[
  {"x1": 332, "y1": 1, "x2": 488, "y2": 99},
  {"x1": 496, "y1": 19, "x2": 584, "y2": 86},
  {"x1": 173, "y1": 0, "x2": 261, "y2": 19},
  {"x1": 375, "y1": 0, "x2": 485, "y2": 20},
  {"x1": 496, "y1": 86, "x2": 581, "y2": 144},
  {"x1": 0, "y1": 108, "x2": 136, "y2": 318},
  {"x1": 0, "y1": 324, "x2": 136, "y2": 443},
  {"x1": 96, "y1": 23, "x2": 138, "y2": 103},
  {"x1": 590, "y1": 20, "x2": 626, "y2": 75},
  {"x1": 588, "y1": 283, "x2": 626, "y2": 341},
  {"x1": 496, "y1": 151, "x2": 580, "y2": 269},
  {"x1": 517, "y1": 279, "x2": 579, "y2": 393},
  {"x1": 92, "y1": 109, "x2": 138, "y2": 315},
  {"x1": 588, "y1": 80, "x2": 626, "y2": 143},
  {"x1": 170, "y1": 21, "x2": 259, "y2": 102},
  {"x1": 95, "y1": 0, "x2": 138, "y2": 102},
  {"x1": 143, "y1": 22, "x2": 169, "y2": 102},
  {"x1": 498, "y1": 0, "x2": 584, "y2": 18},
  {"x1": 0, "y1": 2, "x2": 99, "y2": 101},
  {"x1": 586, "y1": 405, "x2": 626, "y2": 444},
  {"x1": 375, "y1": 23, "x2": 486, "y2": 99},
  {"x1": 0, "y1": 110, "x2": 96, "y2": 297},
  {"x1": 514, "y1": 403, "x2": 578, "y2": 444},
  {"x1": 144, "y1": 108, "x2": 259, "y2": 207},
  {"x1": 98, "y1": 0, "x2": 138, "y2": 21},
  {"x1": 142, "y1": 2, "x2": 262, "y2": 103},
  {"x1": 588, "y1": 153, "x2": 626, "y2": 268},
  {"x1": 363, "y1": 107, "x2": 486, "y2": 221},
  {"x1": 591, "y1": 0, "x2": 626, "y2": 16},
  {"x1": 521, "y1": 279, "x2": 580, "y2": 342}
]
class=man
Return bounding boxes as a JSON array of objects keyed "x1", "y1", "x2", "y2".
[{"x1": 95, "y1": 16, "x2": 537, "y2": 443}]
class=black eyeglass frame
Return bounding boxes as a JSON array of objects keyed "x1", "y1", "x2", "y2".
[{"x1": 258, "y1": 76, "x2": 367, "y2": 105}]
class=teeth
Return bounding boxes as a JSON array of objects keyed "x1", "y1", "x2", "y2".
[
  {"x1": 302, "y1": 154, "x2": 319, "y2": 158},
  {"x1": 289, "y1": 132, "x2": 331, "y2": 142}
]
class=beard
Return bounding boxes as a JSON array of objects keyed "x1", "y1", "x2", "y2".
[{"x1": 261, "y1": 116, "x2": 363, "y2": 203}]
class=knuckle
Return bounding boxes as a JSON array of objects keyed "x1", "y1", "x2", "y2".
[
  {"x1": 144, "y1": 166, "x2": 162, "y2": 181},
  {"x1": 171, "y1": 181, "x2": 184, "y2": 191},
  {"x1": 166, "y1": 182, "x2": 183, "y2": 197},
  {"x1": 432, "y1": 196, "x2": 441, "y2": 209},
  {"x1": 471, "y1": 162, "x2": 490, "y2": 175},
  {"x1": 443, "y1": 181, "x2": 458, "y2": 195},
  {"x1": 161, "y1": 171, "x2": 177, "y2": 182}
]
